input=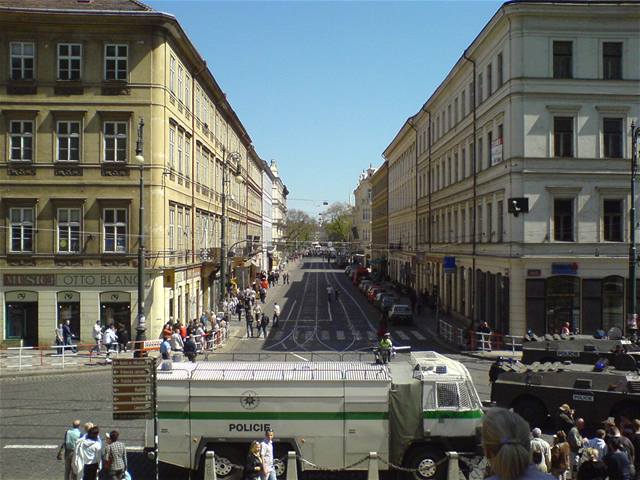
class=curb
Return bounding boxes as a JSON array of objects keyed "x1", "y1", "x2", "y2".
[{"x1": 0, "y1": 364, "x2": 112, "y2": 379}]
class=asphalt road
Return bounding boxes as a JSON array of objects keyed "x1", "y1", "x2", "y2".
[{"x1": 0, "y1": 257, "x2": 492, "y2": 480}]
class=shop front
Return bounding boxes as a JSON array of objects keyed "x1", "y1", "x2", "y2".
[
  {"x1": 5, "y1": 290, "x2": 39, "y2": 346},
  {"x1": 100, "y1": 291, "x2": 131, "y2": 333},
  {"x1": 57, "y1": 291, "x2": 81, "y2": 338}
]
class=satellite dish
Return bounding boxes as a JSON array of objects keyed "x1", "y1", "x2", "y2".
[{"x1": 608, "y1": 326, "x2": 623, "y2": 340}]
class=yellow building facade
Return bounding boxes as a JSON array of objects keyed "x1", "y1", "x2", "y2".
[{"x1": 0, "y1": 0, "x2": 265, "y2": 346}]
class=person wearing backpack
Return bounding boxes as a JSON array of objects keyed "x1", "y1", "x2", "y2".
[
  {"x1": 531, "y1": 428, "x2": 551, "y2": 472},
  {"x1": 58, "y1": 419, "x2": 81, "y2": 480}
]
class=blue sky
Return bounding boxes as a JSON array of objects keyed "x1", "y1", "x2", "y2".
[{"x1": 146, "y1": 0, "x2": 503, "y2": 216}]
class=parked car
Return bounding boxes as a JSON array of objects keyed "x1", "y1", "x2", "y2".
[
  {"x1": 344, "y1": 266, "x2": 353, "y2": 276},
  {"x1": 369, "y1": 287, "x2": 385, "y2": 302},
  {"x1": 376, "y1": 292, "x2": 397, "y2": 308},
  {"x1": 380, "y1": 295, "x2": 398, "y2": 313},
  {"x1": 359, "y1": 280, "x2": 372, "y2": 292},
  {"x1": 388, "y1": 304, "x2": 414, "y2": 325}
]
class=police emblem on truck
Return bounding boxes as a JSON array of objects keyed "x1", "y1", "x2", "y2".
[{"x1": 240, "y1": 390, "x2": 260, "y2": 410}]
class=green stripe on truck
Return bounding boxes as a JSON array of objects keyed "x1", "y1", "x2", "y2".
[
  {"x1": 158, "y1": 411, "x2": 389, "y2": 420},
  {"x1": 423, "y1": 410, "x2": 483, "y2": 419}
]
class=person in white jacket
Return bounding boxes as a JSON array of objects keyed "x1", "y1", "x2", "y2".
[
  {"x1": 73, "y1": 426, "x2": 102, "y2": 480},
  {"x1": 91, "y1": 321, "x2": 102, "y2": 354}
]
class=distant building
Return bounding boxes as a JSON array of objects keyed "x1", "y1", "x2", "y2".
[
  {"x1": 261, "y1": 161, "x2": 275, "y2": 272},
  {"x1": 270, "y1": 160, "x2": 289, "y2": 266},
  {"x1": 352, "y1": 167, "x2": 375, "y2": 262},
  {"x1": 370, "y1": 162, "x2": 389, "y2": 275}
]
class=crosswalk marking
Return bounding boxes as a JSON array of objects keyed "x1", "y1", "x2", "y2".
[
  {"x1": 395, "y1": 331, "x2": 410, "y2": 341},
  {"x1": 273, "y1": 331, "x2": 283, "y2": 340},
  {"x1": 354, "y1": 331, "x2": 361, "y2": 341},
  {"x1": 367, "y1": 331, "x2": 376, "y2": 341},
  {"x1": 411, "y1": 330, "x2": 426, "y2": 340},
  {"x1": 336, "y1": 330, "x2": 345, "y2": 340},
  {"x1": 321, "y1": 330, "x2": 330, "y2": 341}
]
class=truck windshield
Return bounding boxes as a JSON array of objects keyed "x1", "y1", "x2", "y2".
[{"x1": 436, "y1": 382, "x2": 479, "y2": 409}]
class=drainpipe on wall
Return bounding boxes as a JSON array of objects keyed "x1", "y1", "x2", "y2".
[{"x1": 463, "y1": 49, "x2": 477, "y2": 329}]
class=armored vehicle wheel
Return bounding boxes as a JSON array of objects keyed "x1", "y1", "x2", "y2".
[
  {"x1": 404, "y1": 446, "x2": 446, "y2": 480},
  {"x1": 513, "y1": 397, "x2": 547, "y2": 428},
  {"x1": 273, "y1": 444, "x2": 299, "y2": 479}
]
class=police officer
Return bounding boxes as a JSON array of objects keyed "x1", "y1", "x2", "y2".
[{"x1": 379, "y1": 332, "x2": 393, "y2": 364}]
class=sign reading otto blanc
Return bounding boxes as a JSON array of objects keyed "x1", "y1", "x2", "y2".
[
  {"x1": 112, "y1": 357, "x2": 156, "y2": 420},
  {"x1": 2, "y1": 273, "x2": 149, "y2": 288}
]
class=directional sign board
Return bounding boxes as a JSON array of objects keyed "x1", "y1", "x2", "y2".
[{"x1": 112, "y1": 357, "x2": 156, "y2": 420}]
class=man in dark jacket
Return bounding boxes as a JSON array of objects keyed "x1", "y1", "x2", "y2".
[
  {"x1": 557, "y1": 404, "x2": 575, "y2": 436},
  {"x1": 183, "y1": 335, "x2": 197, "y2": 362},
  {"x1": 604, "y1": 438, "x2": 632, "y2": 480}
]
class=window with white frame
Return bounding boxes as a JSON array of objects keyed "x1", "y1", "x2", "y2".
[
  {"x1": 603, "y1": 42, "x2": 622, "y2": 80},
  {"x1": 477, "y1": 72, "x2": 483, "y2": 104},
  {"x1": 103, "y1": 121, "x2": 127, "y2": 162},
  {"x1": 184, "y1": 73, "x2": 191, "y2": 110},
  {"x1": 461, "y1": 90, "x2": 466, "y2": 118},
  {"x1": 195, "y1": 86, "x2": 201, "y2": 120},
  {"x1": 57, "y1": 121, "x2": 81, "y2": 161},
  {"x1": 177, "y1": 64, "x2": 183, "y2": 102},
  {"x1": 553, "y1": 198, "x2": 574, "y2": 241},
  {"x1": 486, "y1": 63, "x2": 492, "y2": 97},
  {"x1": 103, "y1": 208, "x2": 127, "y2": 253},
  {"x1": 603, "y1": 199, "x2": 623, "y2": 242},
  {"x1": 10, "y1": 207, "x2": 34, "y2": 253},
  {"x1": 168, "y1": 125, "x2": 175, "y2": 169},
  {"x1": 177, "y1": 130, "x2": 183, "y2": 174},
  {"x1": 497, "y1": 52, "x2": 504, "y2": 87},
  {"x1": 177, "y1": 207, "x2": 184, "y2": 251},
  {"x1": 185, "y1": 136, "x2": 191, "y2": 179},
  {"x1": 10, "y1": 120, "x2": 33, "y2": 161},
  {"x1": 104, "y1": 44, "x2": 128, "y2": 81},
  {"x1": 57, "y1": 207, "x2": 81, "y2": 253},
  {"x1": 57, "y1": 44, "x2": 81, "y2": 81},
  {"x1": 603, "y1": 118, "x2": 623, "y2": 159},
  {"x1": 185, "y1": 209, "x2": 191, "y2": 249},
  {"x1": 497, "y1": 200, "x2": 504, "y2": 242},
  {"x1": 554, "y1": 116, "x2": 573, "y2": 158},
  {"x1": 169, "y1": 55, "x2": 176, "y2": 93},
  {"x1": 10, "y1": 42, "x2": 35, "y2": 80},
  {"x1": 168, "y1": 206, "x2": 175, "y2": 251}
]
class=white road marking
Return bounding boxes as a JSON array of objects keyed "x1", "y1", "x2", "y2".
[
  {"x1": 336, "y1": 330, "x2": 345, "y2": 340},
  {"x1": 273, "y1": 331, "x2": 283, "y2": 340},
  {"x1": 411, "y1": 330, "x2": 426, "y2": 340},
  {"x1": 321, "y1": 330, "x2": 330, "y2": 341},
  {"x1": 354, "y1": 331, "x2": 362, "y2": 341},
  {"x1": 395, "y1": 331, "x2": 410, "y2": 341},
  {"x1": 3, "y1": 445, "x2": 145, "y2": 451},
  {"x1": 367, "y1": 331, "x2": 376, "y2": 341},
  {"x1": 292, "y1": 353, "x2": 309, "y2": 362}
]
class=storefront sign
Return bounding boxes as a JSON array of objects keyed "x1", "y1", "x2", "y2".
[
  {"x1": 443, "y1": 256, "x2": 456, "y2": 273},
  {"x1": 527, "y1": 269, "x2": 542, "y2": 277},
  {"x1": 3, "y1": 274, "x2": 54, "y2": 286},
  {"x1": 57, "y1": 273, "x2": 139, "y2": 288},
  {"x1": 551, "y1": 263, "x2": 578, "y2": 275}
]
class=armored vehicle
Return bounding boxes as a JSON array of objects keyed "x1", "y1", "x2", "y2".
[
  {"x1": 521, "y1": 334, "x2": 640, "y2": 368},
  {"x1": 491, "y1": 360, "x2": 640, "y2": 429}
]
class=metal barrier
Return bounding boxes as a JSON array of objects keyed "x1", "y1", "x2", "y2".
[
  {"x1": 470, "y1": 332, "x2": 523, "y2": 353},
  {"x1": 5, "y1": 346, "x2": 36, "y2": 370},
  {"x1": 439, "y1": 319, "x2": 468, "y2": 349},
  {"x1": 200, "y1": 449, "x2": 467, "y2": 480}
]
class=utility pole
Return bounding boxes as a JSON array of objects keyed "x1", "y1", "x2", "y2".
[{"x1": 629, "y1": 122, "x2": 639, "y2": 338}]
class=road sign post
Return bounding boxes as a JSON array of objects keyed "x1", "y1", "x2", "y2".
[{"x1": 112, "y1": 356, "x2": 159, "y2": 480}]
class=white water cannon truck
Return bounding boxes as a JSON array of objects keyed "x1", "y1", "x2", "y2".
[{"x1": 146, "y1": 351, "x2": 483, "y2": 480}]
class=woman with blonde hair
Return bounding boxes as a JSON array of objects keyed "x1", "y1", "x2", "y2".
[
  {"x1": 482, "y1": 408, "x2": 554, "y2": 480},
  {"x1": 243, "y1": 440, "x2": 264, "y2": 480},
  {"x1": 577, "y1": 448, "x2": 607, "y2": 480}
]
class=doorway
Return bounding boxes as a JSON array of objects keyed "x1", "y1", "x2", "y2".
[{"x1": 6, "y1": 301, "x2": 38, "y2": 347}]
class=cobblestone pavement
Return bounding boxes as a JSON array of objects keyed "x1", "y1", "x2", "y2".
[{"x1": 0, "y1": 257, "x2": 492, "y2": 480}]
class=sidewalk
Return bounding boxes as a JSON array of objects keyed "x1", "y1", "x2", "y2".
[{"x1": 407, "y1": 302, "x2": 522, "y2": 362}]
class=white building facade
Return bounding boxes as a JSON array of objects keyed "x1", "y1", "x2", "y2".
[
  {"x1": 261, "y1": 161, "x2": 274, "y2": 273},
  {"x1": 270, "y1": 160, "x2": 288, "y2": 266},
  {"x1": 353, "y1": 167, "x2": 375, "y2": 261},
  {"x1": 392, "y1": 0, "x2": 640, "y2": 336}
]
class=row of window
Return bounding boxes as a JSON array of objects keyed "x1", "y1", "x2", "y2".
[
  {"x1": 8, "y1": 119, "x2": 128, "y2": 162},
  {"x1": 414, "y1": 196, "x2": 624, "y2": 246},
  {"x1": 9, "y1": 207, "x2": 127, "y2": 254},
  {"x1": 10, "y1": 41, "x2": 128, "y2": 81},
  {"x1": 553, "y1": 40, "x2": 622, "y2": 80}
]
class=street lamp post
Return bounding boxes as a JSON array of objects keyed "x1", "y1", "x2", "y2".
[
  {"x1": 629, "y1": 122, "x2": 640, "y2": 338},
  {"x1": 219, "y1": 148, "x2": 241, "y2": 309},
  {"x1": 134, "y1": 119, "x2": 146, "y2": 357}
]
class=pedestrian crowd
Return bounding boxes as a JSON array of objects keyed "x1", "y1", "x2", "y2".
[
  {"x1": 159, "y1": 312, "x2": 228, "y2": 362},
  {"x1": 523, "y1": 402, "x2": 639, "y2": 480},
  {"x1": 54, "y1": 319, "x2": 130, "y2": 357},
  {"x1": 482, "y1": 406, "x2": 640, "y2": 480},
  {"x1": 58, "y1": 420, "x2": 129, "y2": 480}
]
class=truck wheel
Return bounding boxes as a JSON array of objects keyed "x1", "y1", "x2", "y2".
[
  {"x1": 404, "y1": 446, "x2": 446, "y2": 480},
  {"x1": 273, "y1": 444, "x2": 297, "y2": 478},
  {"x1": 513, "y1": 397, "x2": 547, "y2": 428}
]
